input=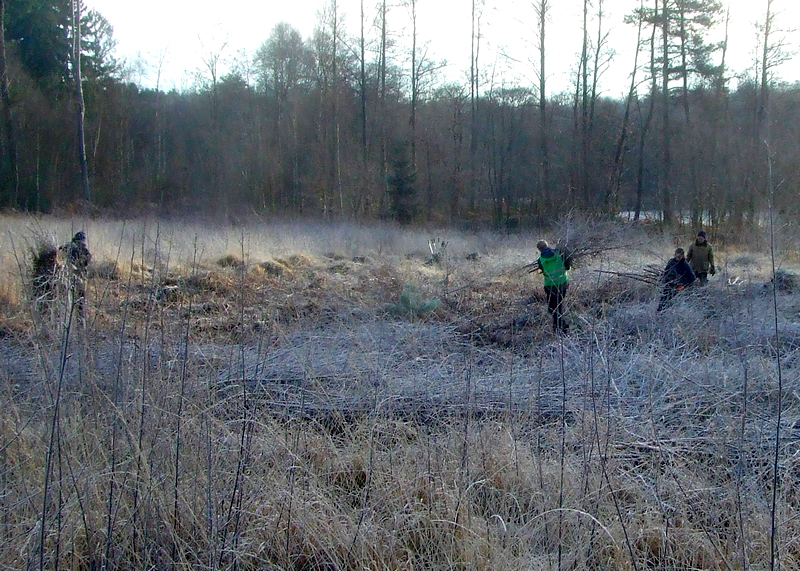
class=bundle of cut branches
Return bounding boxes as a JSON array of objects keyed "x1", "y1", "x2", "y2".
[
  {"x1": 519, "y1": 214, "x2": 658, "y2": 276},
  {"x1": 595, "y1": 264, "x2": 663, "y2": 286},
  {"x1": 535, "y1": 214, "x2": 650, "y2": 270},
  {"x1": 521, "y1": 242, "x2": 631, "y2": 274}
]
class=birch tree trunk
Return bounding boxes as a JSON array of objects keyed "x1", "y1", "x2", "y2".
[{"x1": 72, "y1": 0, "x2": 91, "y2": 202}]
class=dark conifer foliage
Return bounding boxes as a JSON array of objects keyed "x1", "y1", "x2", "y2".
[
  {"x1": 388, "y1": 142, "x2": 417, "y2": 225},
  {"x1": 4, "y1": 0, "x2": 71, "y2": 89}
]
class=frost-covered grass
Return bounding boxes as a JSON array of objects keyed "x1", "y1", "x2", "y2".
[{"x1": 1, "y1": 213, "x2": 800, "y2": 570}]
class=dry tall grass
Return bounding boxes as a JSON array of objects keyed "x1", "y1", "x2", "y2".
[{"x1": 2, "y1": 213, "x2": 800, "y2": 570}]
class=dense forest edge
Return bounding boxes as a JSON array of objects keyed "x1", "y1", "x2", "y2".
[{"x1": 1, "y1": 0, "x2": 799, "y2": 230}]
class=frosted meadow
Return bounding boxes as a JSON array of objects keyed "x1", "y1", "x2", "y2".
[{"x1": 2, "y1": 213, "x2": 800, "y2": 569}]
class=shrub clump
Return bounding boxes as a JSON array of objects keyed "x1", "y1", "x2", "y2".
[
  {"x1": 387, "y1": 285, "x2": 441, "y2": 317},
  {"x1": 184, "y1": 271, "x2": 232, "y2": 294},
  {"x1": 259, "y1": 260, "x2": 291, "y2": 277},
  {"x1": 216, "y1": 254, "x2": 244, "y2": 269},
  {"x1": 30, "y1": 241, "x2": 61, "y2": 311},
  {"x1": 772, "y1": 269, "x2": 797, "y2": 292}
]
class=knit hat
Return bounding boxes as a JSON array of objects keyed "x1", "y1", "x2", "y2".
[
  {"x1": 73, "y1": 231, "x2": 86, "y2": 242},
  {"x1": 697, "y1": 230, "x2": 706, "y2": 238}
]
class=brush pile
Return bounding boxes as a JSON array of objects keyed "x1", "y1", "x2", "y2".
[
  {"x1": 30, "y1": 240, "x2": 63, "y2": 312},
  {"x1": 595, "y1": 264, "x2": 664, "y2": 286},
  {"x1": 525, "y1": 215, "x2": 647, "y2": 272}
]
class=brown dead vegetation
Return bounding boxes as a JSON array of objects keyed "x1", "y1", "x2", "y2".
[{"x1": 3, "y1": 218, "x2": 800, "y2": 570}]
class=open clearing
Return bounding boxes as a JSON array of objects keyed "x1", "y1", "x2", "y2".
[{"x1": 2, "y1": 216, "x2": 800, "y2": 570}]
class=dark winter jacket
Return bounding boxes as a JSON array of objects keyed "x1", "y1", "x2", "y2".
[
  {"x1": 62, "y1": 239, "x2": 92, "y2": 278},
  {"x1": 662, "y1": 258, "x2": 695, "y2": 289}
]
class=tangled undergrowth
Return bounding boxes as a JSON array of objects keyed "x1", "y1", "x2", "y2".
[{"x1": 1, "y1": 215, "x2": 800, "y2": 570}]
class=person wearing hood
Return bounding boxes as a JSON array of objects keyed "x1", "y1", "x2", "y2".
[
  {"x1": 686, "y1": 230, "x2": 715, "y2": 286},
  {"x1": 530, "y1": 240, "x2": 572, "y2": 334},
  {"x1": 657, "y1": 247, "x2": 695, "y2": 312},
  {"x1": 60, "y1": 231, "x2": 92, "y2": 324}
]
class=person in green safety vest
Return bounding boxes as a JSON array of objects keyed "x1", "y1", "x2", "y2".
[{"x1": 530, "y1": 239, "x2": 572, "y2": 334}]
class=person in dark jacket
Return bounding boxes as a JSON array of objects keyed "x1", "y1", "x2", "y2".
[
  {"x1": 686, "y1": 230, "x2": 715, "y2": 286},
  {"x1": 657, "y1": 248, "x2": 695, "y2": 312},
  {"x1": 530, "y1": 240, "x2": 572, "y2": 334},
  {"x1": 60, "y1": 231, "x2": 91, "y2": 324}
]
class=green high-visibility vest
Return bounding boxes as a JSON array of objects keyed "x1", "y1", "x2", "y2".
[{"x1": 539, "y1": 253, "x2": 569, "y2": 287}]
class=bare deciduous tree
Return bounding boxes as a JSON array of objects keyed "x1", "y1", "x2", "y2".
[
  {"x1": 606, "y1": 0, "x2": 646, "y2": 213},
  {"x1": 71, "y1": 0, "x2": 91, "y2": 202},
  {"x1": 469, "y1": 0, "x2": 483, "y2": 213},
  {"x1": 533, "y1": 0, "x2": 551, "y2": 214}
]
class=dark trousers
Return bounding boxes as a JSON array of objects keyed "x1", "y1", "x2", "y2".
[
  {"x1": 71, "y1": 277, "x2": 87, "y2": 325},
  {"x1": 695, "y1": 272, "x2": 708, "y2": 286},
  {"x1": 544, "y1": 283, "x2": 569, "y2": 333},
  {"x1": 657, "y1": 285, "x2": 680, "y2": 312}
]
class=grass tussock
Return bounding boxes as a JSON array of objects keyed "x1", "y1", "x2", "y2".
[{"x1": 2, "y1": 213, "x2": 800, "y2": 570}]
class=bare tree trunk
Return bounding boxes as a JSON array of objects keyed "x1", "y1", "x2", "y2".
[
  {"x1": 424, "y1": 134, "x2": 434, "y2": 221},
  {"x1": 713, "y1": 6, "x2": 731, "y2": 227},
  {"x1": 748, "y1": 0, "x2": 774, "y2": 227},
  {"x1": 449, "y1": 90, "x2": 465, "y2": 220},
  {"x1": 154, "y1": 50, "x2": 167, "y2": 206},
  {"x1": 678, "y1": 0, "x2": 700, "y2": 227},
  {"x1": 587, "y1": 0, "x2": 606, "y2": 207},
  {"x1": 199, "y1": 38, "x2": 226, "y2": 213},
  {"x1": 410, "y1": 0, "x2": 418, "y2": 169},
  {"x1": 579, "y1": 0, "x2": 589, "y2": 208},
  {"x1": 735, "y1": 0, "x2": 784, "y2": 228},
  {"x1": 535, "y1": 0, "x2": 551, "y2": 217},
  {"x1": 71, "y1": 0, "x2": 91, "y2": 202},
  {"x1": 605, "y1": 0, "x2": 644, "y2": 212},
  {"x1": 635, "y1": 0, "x2": 660, "y2": 221},
  {"x1": 757, "y1": 0, "x2": 772, "y2": 136},
  {"x1": 332, "y1": 0, "x2": 343, "y2": 216},
  {"x1": 360, "y1": 0, "x2": 367, "y2": 166},
  {"x1": 379, "y1": 0, "x2": 389, "y2": 212},
  {"x1": 589, "y1": 0, "x2": 604, "y2": 133},
  {"x1": 660, "y1": 0, "x2": 674, "y2": 225},
  {"x1": 0, "y1": 0, "x2": 19, "y2": 207},
  {"x1": 570, "y1": 70, "x2": 580, "y2": 209},
  {"x1": 469, "y1": 0, "x2": 479, "y2": 213}
]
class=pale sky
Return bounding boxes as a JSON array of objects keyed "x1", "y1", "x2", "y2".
[{"x1": 85, "y1": 0, "x2": 799, "y2": 95}]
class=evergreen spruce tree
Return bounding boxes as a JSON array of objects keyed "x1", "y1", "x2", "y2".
[{"x1": 388, "y1": 143, "x2": 417, "y2": 225}]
